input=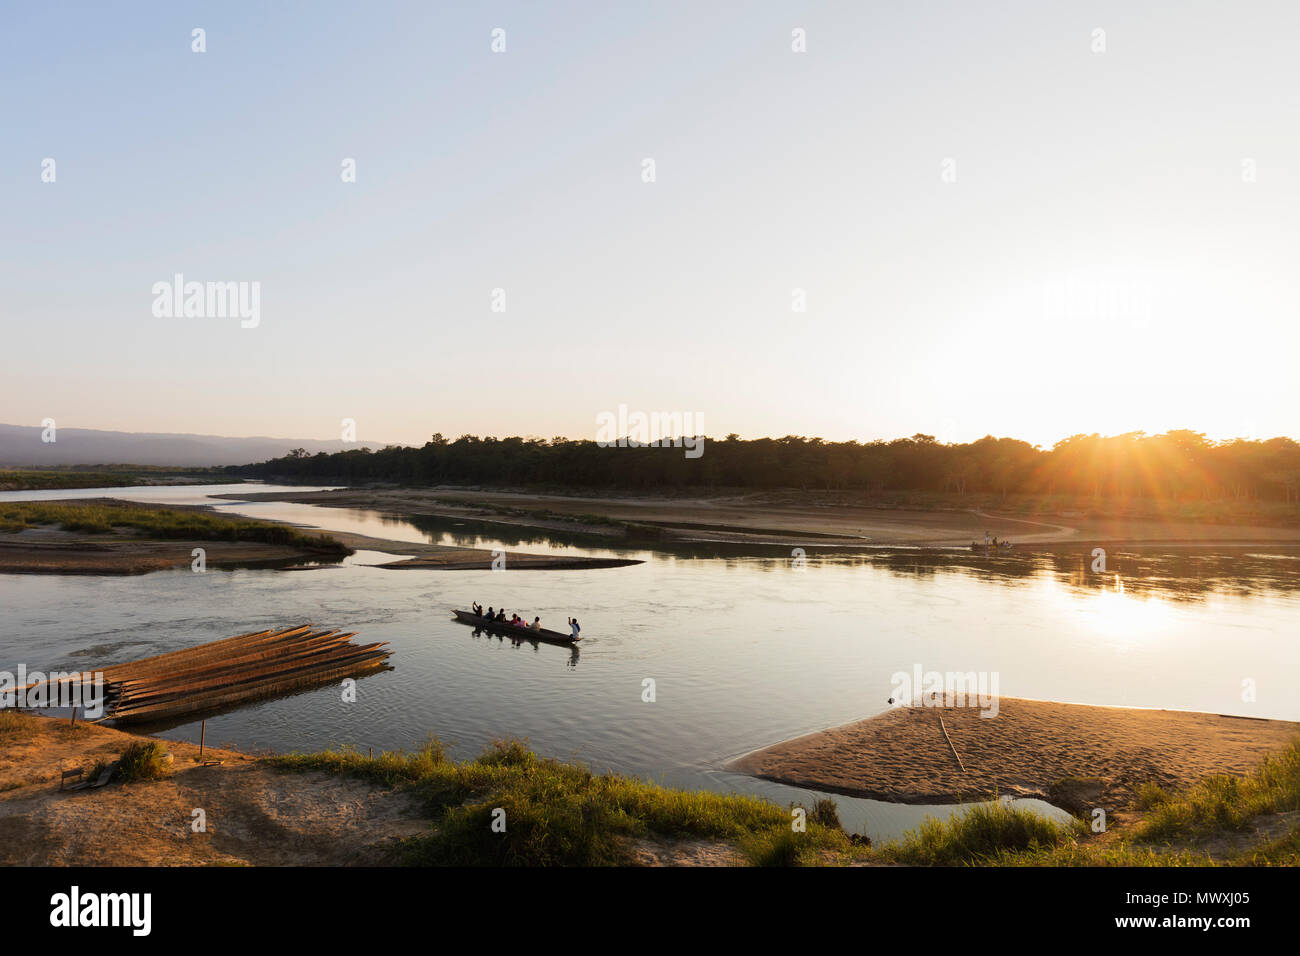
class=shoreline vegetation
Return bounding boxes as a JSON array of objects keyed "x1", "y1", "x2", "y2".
[
  {"x1": 0, "y1": 499, "x2": 350, "y2": 574},
  {"x1": 2, "y1": 711, "x2": 1296, "y2": 866},
  {"x1": 0, "y1": 467, "x2": 240, "y2": 492},
  {"x1": 226, "y1": 431, "x2": 1300, "y2": 513}
]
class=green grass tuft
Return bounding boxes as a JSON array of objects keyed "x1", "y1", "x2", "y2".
[
  {"x1": 1135, "y1": 741, "x2": 1300, "y2": 842},
  {"x1": 880, "y1": 800, "x2": 1088, "y2": 866},
  {"x1": 116, "y1": 740, "x2": 172, "y2": 782}
]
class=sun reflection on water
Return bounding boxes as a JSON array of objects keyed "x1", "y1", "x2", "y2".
[{"x1": 1077, "y1": 575, "x2": 1176, "y2": 639}]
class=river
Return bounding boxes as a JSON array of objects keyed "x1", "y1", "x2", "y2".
[{"x1": 3, "y1": 482, "x2": 1298, "y2": 840}]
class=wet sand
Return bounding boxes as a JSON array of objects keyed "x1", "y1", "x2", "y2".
[{"x1": 728, "y1": 697, "x2": 1300, "y2": 809}]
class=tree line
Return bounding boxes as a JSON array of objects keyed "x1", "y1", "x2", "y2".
[{"x1": 224, "y1": 430, "x2": 1300, "y2": 503}]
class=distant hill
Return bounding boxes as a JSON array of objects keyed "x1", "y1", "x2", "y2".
[{"x1": 0, "y1": 423, "x2": 403, "y2": 467}]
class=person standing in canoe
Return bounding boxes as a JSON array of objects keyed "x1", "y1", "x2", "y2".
[{"x1": 568, "y1": 617, "x2": 581, "y2": 640}]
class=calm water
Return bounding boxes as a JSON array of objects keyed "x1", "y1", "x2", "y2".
[{"x1": 4, "y1": 482, "x2": 1299, "y2": 840}]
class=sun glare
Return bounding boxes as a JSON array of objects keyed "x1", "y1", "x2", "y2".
[{"x1": 1079, "y1": 579, "x2": 1176, "y2": 640}]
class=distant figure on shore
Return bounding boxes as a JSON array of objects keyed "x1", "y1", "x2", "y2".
[{"x1": 568, "y1": 617, "x2": 581, "y2": 640}]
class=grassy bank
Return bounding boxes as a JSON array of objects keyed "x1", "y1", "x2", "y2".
[
  {"x1": 880, "y1": 737, "x2": 1300, "y2": 866},
  {"x1": 0, "y1": 469, "x2": 145, "y2": 492},
  {"x1": 268, "y1": 739, "x2": 857, "y2": 866},
  {"x1": 1133, "y1": 739, "x2": 1300, "y2": 845},
  {"x1": 0, "y1": 501, "x2": 350, "y2": 556},
  {"x1": 0, "y1": 468, "x2": 238, "y2": 492},
  {"x1": 267, "y1": 734, "x2": 1300, "y2": 866}
]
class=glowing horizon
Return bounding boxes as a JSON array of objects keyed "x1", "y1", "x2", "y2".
[{"x1": 4, "y1": 3, "x2": 1296, "y2": 449}]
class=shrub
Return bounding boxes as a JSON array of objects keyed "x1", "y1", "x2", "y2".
[{"x1": 117, "y1": 740, "x2": 171, "y2": 782}]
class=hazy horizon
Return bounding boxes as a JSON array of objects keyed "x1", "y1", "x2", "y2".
[{"x1": 5, "y1": 1, "x2": 1297, "y2": 449}]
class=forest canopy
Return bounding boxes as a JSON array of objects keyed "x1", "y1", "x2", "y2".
[{"x1": 226, "y1": 430, "x2": 1300, "y2": 504}]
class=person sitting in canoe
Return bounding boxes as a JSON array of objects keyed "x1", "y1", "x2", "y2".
[
  {"x1": 568, "y1": 617, "x2": 581, "y2": 640},
  {"x1": 496, "y1": 609, "x2": 506, "y2": 623},
  {"x1": 472, "y1": 602, "x2": 483, "y2": 617},
  {"x1": 484, "y1": 606, "x2": 494, "y2": 620},
  {"x1": 530, "y1": 616, "x2": 541, "y2": 631}
]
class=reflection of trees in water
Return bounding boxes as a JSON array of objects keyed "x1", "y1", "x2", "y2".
[
  {"x1": 399, "y1": 513, "x2": 1297, "y2": 602},
  {"x1": 405, "y1": 513, "x2": 628, "y2": 552},
  {"x1": 851, "y1": 549, "x2": 1300, "y2": 602}
]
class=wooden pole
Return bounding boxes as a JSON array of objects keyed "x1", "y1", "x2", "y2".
[
  {"x1": 199, "y1": 719, "x2": 206, "y2": 758},
  {"x1": 938, "y1": 712, "x2": 966, "y2": 773}
]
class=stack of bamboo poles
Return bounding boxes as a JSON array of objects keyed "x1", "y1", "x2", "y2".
[{"x1": 96, "y1": 625, "x2": 391, "y2": 724}]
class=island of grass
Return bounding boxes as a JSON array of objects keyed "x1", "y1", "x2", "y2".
[
  {"x1": 0, "y1": 467, "x2": 240, "y2": 492},
  {"x1": 0, "y1": 498, "x2": 351, "y2": 574}
]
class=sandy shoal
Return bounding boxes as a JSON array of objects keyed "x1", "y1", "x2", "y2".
[
  {"x1": 216, "y1": 488, "x2": 1300, "y2": 547},
  {"x1": 728, "y1": 696, "x2": 1299, "y2": 808}
]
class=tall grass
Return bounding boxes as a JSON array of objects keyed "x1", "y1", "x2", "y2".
[
  {"x1": 1135, "y1": 739, "x2": 1300, "y2": 842},
  {"x1": 269, "y1": 738, "x2": 853, "y2": 866},
  {"x1": 116, "y1": 740, "x2": 172, "y2": 782},
  {"x1": 0, "y1": 710, "x2": 37, "y2": 743},
  {"x1": 0, "y1": 470, "x2": 143, "y2": 492},
  {"x1": 879, "y1": 801, "x2": 1088, "y2": 866},
  {"x1": 0, "y1": 502, "x2": 350, "y2": 555},
  {"x1": 265, "y1": 735, "x2": 1300, "y2": 866}
]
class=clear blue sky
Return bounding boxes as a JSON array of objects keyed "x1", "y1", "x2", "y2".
[{"x1": 3, "y1": 1, "x2": 1297, "y2": 447}]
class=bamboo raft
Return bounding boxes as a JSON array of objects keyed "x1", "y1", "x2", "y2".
[{"x1": 84, "y1": 625, "x2": 391, "y2": 724}]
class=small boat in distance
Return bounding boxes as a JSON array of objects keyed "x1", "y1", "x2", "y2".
[{"x1": 451, "y1": 609, "x2": 579, "y2": 646}]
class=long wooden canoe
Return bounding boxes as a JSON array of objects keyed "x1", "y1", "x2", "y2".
[{"x1": 452, "y1": 610, "x2": 579, "y2": 645}]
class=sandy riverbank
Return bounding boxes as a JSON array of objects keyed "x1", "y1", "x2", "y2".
[
  {"x1": 0, "y1": 715, "x2": 425, "y2": 865},
  {"x1": 728, "y1": 696, "x2": 1300, "y2": 809},
  {"x1": 0, "y1": 529, "x2": 326, "y2": 575},
  {"x1": 318, "y1": 528, "x2": 641, "y2": 570},
  {"x1": 0, "y1": 715, "x2": 743, "y2": 866},
  {"x1": 0, "y1": 498, "x2": 642, "y2": 574},
  {"x1": 215, "y1": 488, "x2": 1300, "y2": 548}
]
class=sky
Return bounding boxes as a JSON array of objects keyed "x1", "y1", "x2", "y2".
[{"x1": 3, "y1": 1, "x2": 1297, "y2": 449}]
